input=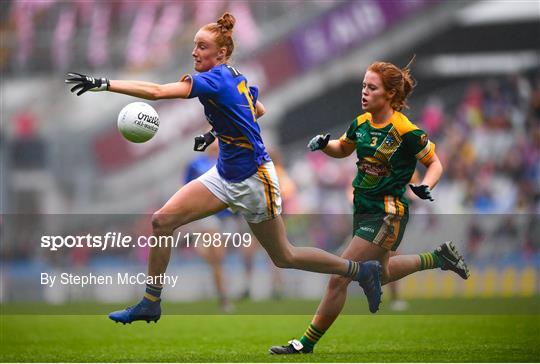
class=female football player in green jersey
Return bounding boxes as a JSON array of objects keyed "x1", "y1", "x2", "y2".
[{"x1": 270, "y1": 60, "x2": 470, "y2": 355}]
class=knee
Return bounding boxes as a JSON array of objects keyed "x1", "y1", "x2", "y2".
[
  {"x1": 271, "y1": 249, "x2": 296, "y2": 269},
  {"x1": 381, "y1": 266, "x2": 391, "y2": 285},
  {"x1": 327, "y1": 275, "x2": 351, "y2": 293},
  {"x1": 152, "y1": 210, "x2": 181, "y2": 234}
]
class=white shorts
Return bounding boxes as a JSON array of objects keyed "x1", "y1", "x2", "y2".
[{"x1": 197, "y1": 162, "x2": 282, "y2": 224}]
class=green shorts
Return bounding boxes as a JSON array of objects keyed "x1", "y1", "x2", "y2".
[{"x1": 353, "y1": 192, "x2": 409, "y2": 251}]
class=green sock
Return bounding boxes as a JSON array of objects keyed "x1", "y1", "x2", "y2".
[
  {"x1": 299, "y1": 323, "x2": 325, "y2": 352},
  {"x1": 419, "y1": 251, "x2": 442, "y2": 270}
]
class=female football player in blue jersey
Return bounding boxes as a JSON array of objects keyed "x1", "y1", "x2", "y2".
[
  {"x1": 269, "y1": 60, "x2": 471, "y2": 354},
  {"x1": 65, "y1": 12, "x2": 382, "y2": 324}
]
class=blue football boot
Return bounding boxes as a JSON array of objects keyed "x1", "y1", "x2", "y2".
[
  {"x1": 108, "y1": 297, "x2": 161, "y2": 324},
  {"x1": 355, "y1": 260, "x2": 383, "y2": 313}
]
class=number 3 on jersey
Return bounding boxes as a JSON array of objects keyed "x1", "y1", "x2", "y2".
[{"x1": 237, "y1": 80, "x2": 256, "y2": 122}]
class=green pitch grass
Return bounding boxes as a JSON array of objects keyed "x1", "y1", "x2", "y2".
[{"x1": 1, "y1": 297, "x2": 539, "y2": 362}]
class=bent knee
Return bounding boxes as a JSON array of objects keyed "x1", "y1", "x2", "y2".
[
  {"x1": 327, "y1": 275, "x2": 351, "y2": 292},
  {"x1": 381, "y1": 266, "x2": 391, "y2": 285},
  {"x1": 152, "y1": 210, "x2": 183, "y2": 233},
  {"x1": 270, "y1": 250, "x2": 295, "y2": 269}
]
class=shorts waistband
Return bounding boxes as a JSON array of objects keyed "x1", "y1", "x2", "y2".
[{"x1": 354, "y1": 191, "x2": 405, "y2": 201}]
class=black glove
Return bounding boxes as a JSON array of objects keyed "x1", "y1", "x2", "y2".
[
  {"x1": 409, "y1": 184, "x2": 434, "y2": 201},
  {"x1": 307, "y1": 134, "x2": 330, "y2": 151},
  {"x1": 65, "y1": 72, "x2": 109, "y2": 96},
  {"x1": 194, "y1": 130, "x2": 216, "y2": 152}
]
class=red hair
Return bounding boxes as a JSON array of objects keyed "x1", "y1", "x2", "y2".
[
  {"x1": 367, "y1": 57, "x2": 416, "y2": 111},
  {"x1": 202, "y1": 12, "x2": 236, "y2": 61}
]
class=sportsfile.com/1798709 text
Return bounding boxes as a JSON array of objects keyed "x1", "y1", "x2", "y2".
[{"x1": 40, "y1": 232, "x2": 252, "y2": 251}]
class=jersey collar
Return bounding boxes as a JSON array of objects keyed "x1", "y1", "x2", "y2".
[{"x1": 369, "y1": 110, "x2": 397, "y2": 129}]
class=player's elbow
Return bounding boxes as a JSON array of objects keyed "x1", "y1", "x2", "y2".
[
  {"x1": 326, "y1": 141, "x2": 354, "y2": 158},
  {"x1": 337, "y1": 147, "x2": 351, "y2": 158},
  {"x1": 149, "y1": 85, "x2": 165, "y2": 100},
  {"x1": 256, "y1": 103, "x2": 266, "y2": 118},
  {"x1": 425, "y1": 156, "x2": 443, "y2": 172},
  {"x1": 328, "y1": 145, "x2": 353, "y2": 159}
]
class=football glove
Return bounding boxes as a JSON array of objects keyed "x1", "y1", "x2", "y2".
[
  {"x1": 194, "y1": 130, "x2": 216, "y2": 152},
  {"x1": 409, "y1": 184, "x2": 434, "y2": 201},
  {"x1": 65, "y1": 72, "x2": 109, "y2": 96},
  {"x1": 307, "y1": 134, "x2": 330, "y2": 151}
]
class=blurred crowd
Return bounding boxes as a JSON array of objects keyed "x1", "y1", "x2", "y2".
[
  {"x1": 435, "y1": 74, "x2": 539, "y2": 214},
  {"x1": 3, "y1": 0, "x2": 332, "y2": 74}
]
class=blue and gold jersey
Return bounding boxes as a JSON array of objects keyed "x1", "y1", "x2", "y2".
[
  {"x1": 182, "y1": 64, "x2": 271, "y2": 182},
  {"x1": 340, "y1": 111, "x2": 435, "y2": 198}
]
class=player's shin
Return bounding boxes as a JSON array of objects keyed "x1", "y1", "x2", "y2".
[
  {"x1": 148, "y1": 244, "x2": 173, "y2": 279},
  {"x1": 385, "y1": 254, "x2": 425, "y2": 283}
]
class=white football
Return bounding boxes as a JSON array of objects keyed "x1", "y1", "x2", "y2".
[{"x1": 117, "y1": 102, "x2": 159, "y2": 143}]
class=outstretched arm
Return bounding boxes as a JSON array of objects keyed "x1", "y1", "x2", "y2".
[
  {"x1": 108, "y1": 80, "x2": 191, "y2": 100},
  {"x1": 308, "y1": 134, "x2": 355, "y2": 158},
  {"x1": 65, "y1": 72, "x2": 191, "y2": 100},
  {"x1": 321, "y1": 139, "x2": 355, "y2": 158}
]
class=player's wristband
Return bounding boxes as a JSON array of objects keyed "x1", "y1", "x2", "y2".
[{"x1": 91, "y1": 78, "x2": 109, "y2": 92}]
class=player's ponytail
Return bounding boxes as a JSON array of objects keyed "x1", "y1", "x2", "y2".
[
  {"x1": 203, "y1": 12, "x2": 236, "y2": 61},
  {"x1": 400, "y1": 55, "x2": 417, "y2": 110},
  {"x1": 367, "y1": 57, "x2": 417, "y2": 111}
]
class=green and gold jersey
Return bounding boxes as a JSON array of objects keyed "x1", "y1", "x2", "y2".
[{"x1": 340, "y1": 111, "x2": 435, "y2": 198}]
